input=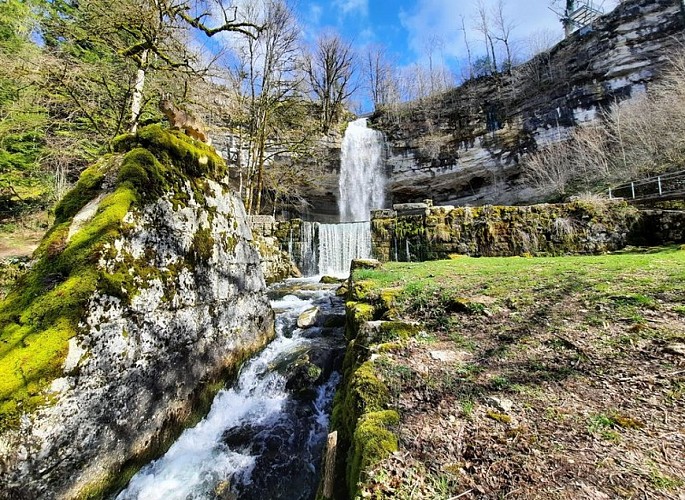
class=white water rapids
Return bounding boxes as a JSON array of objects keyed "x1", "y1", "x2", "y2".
[{"x1": 118, "y1": 280, "x2": 344, "y2": 500}]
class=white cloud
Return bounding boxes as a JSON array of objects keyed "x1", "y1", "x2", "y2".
[
  {"x1": 399, "y1": 0, "x2": 620, "y2": 66},
  {"x1": 333, "y1": 0, "x2": 368, "y2": 17},
  {"x1": 309, "y1": 4, "x2": 323, "y2": 25}
]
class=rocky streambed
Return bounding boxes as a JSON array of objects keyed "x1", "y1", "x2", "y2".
[{"x1": 118, "y1": 278, "x2": 346, "y2": 500}]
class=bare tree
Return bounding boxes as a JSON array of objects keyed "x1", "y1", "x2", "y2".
[
  {"x1": 492, "y1": 0, "x2": 516, "y2": 72},
  {"x1": 305, "y1": 31, "x2": 356, "y2": 132},
  {"x1": 63, "y1": 0, "x2": 263, "y2": 133},
  {"x1": 232, "y1": 0, "x2": 312, "y2": 214},
  {"x1": 459, "y1": 15, "x2": 474, "y2": 80},
  {"x1": 474, "y1": 0, "x2": 498, "y2": 74},
  {"x1": 364, "y1": 44, "x2": 398, "y2": 110}
]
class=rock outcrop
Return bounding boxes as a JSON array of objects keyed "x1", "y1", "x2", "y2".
[
  {"x1": 0, "y1": 126, "x2": 274, "y2": 498},
  {"x1": 372, "y1": 0, "x2": 684, "y2": 207},
  {"x1": 248, "y1": 215, "x2": 300, "y2": 284}
]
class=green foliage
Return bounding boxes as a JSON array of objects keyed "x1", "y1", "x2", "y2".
[{"x1": 0, "y1": 1, "x2": 51, "y2": 215}]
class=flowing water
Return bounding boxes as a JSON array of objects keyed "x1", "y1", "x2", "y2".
[
  {"x1": 117, "y1": 279, "x2": 345, "y2": 500},
  {"x1": 293, "y1": 221, "x2": 371, "y2": 277},
  {"x1": 318, "y1": 222, "x2": 371, "y2": 276},
  {"x1": 338, "y1": 118, "x2": 386, "y2": 223}
]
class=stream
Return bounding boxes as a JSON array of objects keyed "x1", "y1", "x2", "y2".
[{"x1": 117, "y1": 278, "x2": 346, "y2": 500}]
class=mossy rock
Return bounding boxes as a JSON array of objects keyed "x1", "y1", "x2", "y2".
[
  {"x1": 0, "y1": 124, "x2": 224, "y2": 431},
  {"x1": 320, "y1": 275, "x2": 344, "y2": 284},
  {"x1": 348, "y1": 410, "x2": 399, "y2": 497}
]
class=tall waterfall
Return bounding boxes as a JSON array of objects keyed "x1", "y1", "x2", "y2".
[{"x1": 338, "y1": 118, "x2": 386, "y2": 223}]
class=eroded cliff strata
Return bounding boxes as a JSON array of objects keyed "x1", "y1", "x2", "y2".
[{"x1": 371, "y1": 0, "x2": 685, "y2": 208}]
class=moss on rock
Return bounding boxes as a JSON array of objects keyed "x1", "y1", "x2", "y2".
[
  {"x1": 348, "y1": 410, "x2": 399, "y2": 495},
  {"x1": 0, "y1": 124, "x2": 229, "y2": 432}
]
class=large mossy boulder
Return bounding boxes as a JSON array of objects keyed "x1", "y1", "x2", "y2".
[{"x1": 0, "y1": 125, "x2": 274, "y2": 499}]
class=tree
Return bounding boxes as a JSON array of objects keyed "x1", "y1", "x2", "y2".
[
  {"x1": 363, "y1": 44, "x2": 397, "y2": 110},
  {"x1": 232, "y1": 0, "x2": 311, "y2": 214},
  {"x1": 42, "y1": 0, "x2": 262, "y2": 134},
  {"x1": 459, "y1": 15, "x2": 474, "y2": 80},
  {"x1": 305, "y1": 31, "x2": 356, "y2": 132},
  {"x1": 492, "y1": 0, "x2": 516, "y2": 72},
  {"x1": 474, "y1": 0, "x2": 498, "y2": 74},
  {"x1": 0, "y1": 0, "x2": 51, "y2": 214}
]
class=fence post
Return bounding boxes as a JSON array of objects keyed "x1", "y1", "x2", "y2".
[
  {"x1": 631, "y1": 182, "x2": 635, "y2": 199},
  {"x1": 658, "y1": 176, "x2": 662, "y2": 196}
]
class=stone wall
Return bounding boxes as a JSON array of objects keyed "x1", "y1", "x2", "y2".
[
  {"x1": 372, "y1": 0, "x2": 685, "y2": 207},
  {"x1": 248, "y1": 215, "x2": 300, "y2": 283},
  {"x1": 370, "y1": 201, "x2": 685, "y2": 262}
]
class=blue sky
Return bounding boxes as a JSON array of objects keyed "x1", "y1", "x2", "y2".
[{"x1": 296, "y1": 0, "x2": 619, "y2": 72}]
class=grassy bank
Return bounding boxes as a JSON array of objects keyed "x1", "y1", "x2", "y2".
[{"x1": 350, "y1": 247, "x2": 685, "y2": 498}]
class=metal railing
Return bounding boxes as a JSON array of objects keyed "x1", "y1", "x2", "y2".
[{"x1": 609, "y1": 170, "x2": 685, "y2": 202}]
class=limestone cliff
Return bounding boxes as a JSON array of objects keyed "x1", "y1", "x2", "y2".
[
  {"x1": 0, "y1": 126, "x2": 274, "y2": 498},
  {"x1": 372, "y1": 0, "x2": 684, "y2": 207}
]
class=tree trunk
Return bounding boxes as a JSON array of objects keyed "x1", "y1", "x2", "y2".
[{"x1": 130, "y1": 50, "x2": 148, "y2": 134}]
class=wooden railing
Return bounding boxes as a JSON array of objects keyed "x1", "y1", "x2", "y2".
[{"x1": 609, "y1": 170, "x2": 685, "y2": 202}]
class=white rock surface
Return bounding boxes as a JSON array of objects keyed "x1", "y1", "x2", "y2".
[{"x1": 0, "y1": 177, "x2": 274, "y2": 498}]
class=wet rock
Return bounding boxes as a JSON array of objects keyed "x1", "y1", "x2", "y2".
[
  {"x1": 320, "y1": 275, "x2": 344, "y2": 284},
  {"x1": 322, "y1": 313, "x2": 346, "y2": 328},
  {"x1": 350, "y1": 259, "x2": 382, "y2": 271},
  {"x1": 297, "y1": 306, "x2": 320, "y2": 328}
]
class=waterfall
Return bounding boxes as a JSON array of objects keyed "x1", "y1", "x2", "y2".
[
  {"x1": 338, "y1": 118, "x2": 386, "y2": 223},
  {"x1": 318, "y1": 222, "x2": 371, "y2": 276},
  {"x1": 291, "y1": 222, "x2": 371, "y2": 277},
  {"x1": 299, "y1": 222, "x2": 318, "y2": 277}
]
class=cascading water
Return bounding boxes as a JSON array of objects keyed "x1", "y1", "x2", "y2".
[
  {"x1": 288, "y1": 118, "x2": 386, "y2": 277},
  {"x1": 299, "y1": 222, "x2": 318, "y2": 277},
  {"x1": 117, "y1": 280, "x2": 345, "y2": 500},
  {"x1": 318, "y1": 222, "x2": 371, "y2": 276},
  {"x1": 338, "y1": 118, "x2": 386, "y2": 223}
]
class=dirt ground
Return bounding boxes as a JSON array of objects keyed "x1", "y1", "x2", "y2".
[{"x1": 356, "y1": 251, "x2": 685, "y2": 499}]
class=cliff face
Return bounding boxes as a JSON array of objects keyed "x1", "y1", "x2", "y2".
[
  {"x1": 372, "y1": 0, "x2": 684, "y2": 207},
  {"x1": 0, "y1": 126, "x2": 274, "y2": 498}
]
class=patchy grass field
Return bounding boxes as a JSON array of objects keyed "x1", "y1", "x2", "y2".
[{"x1": 353, "y1": 247, "x2": 685, "y2": 499}]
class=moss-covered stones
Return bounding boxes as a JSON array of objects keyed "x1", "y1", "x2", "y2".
[
  {"x1": 0, "y1": 124, "x2": 274, "y2": 499},
  {"x1": 328, "y1": 266, "x2": 420, "y2": 499},
  {"x1": 371, "y1": 200, "x2": 646, "y2": 262}
]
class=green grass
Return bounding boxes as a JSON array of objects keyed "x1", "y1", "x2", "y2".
[{"x1": 355, "y1": 248, "x2": 685, "y2": 319}]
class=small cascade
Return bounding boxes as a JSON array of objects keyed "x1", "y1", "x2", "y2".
[
  {"x1": 299, "y1": 222, "x2": 318, "y2": 276},
  {"x1": 117, "y1": 279, "x2": 345, "y2": 500},
  {"x1": 318, "y1": 222, "x2": 371, "y2": 276},
  {"x1": 290, "y1": 222, "x2": 372, "y2": 277},
  {"x1": 338, "y1": 118, "x2": 386, "y2": 223}
]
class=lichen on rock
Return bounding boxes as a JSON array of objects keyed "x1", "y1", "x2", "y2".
[{"x1": 0, "y1": 125, "x2": 274, "y2": 499}]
